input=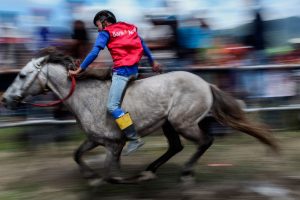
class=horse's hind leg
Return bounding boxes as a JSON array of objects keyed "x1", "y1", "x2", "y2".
[
  {"x1": 136, "y1": 121, "x2": 183, "y2": 181},
  {"x1": 180, "y1": 123, "x2": 214, "y2": 179},
  {"x1": 147, "y1": 121, "x2": 183, "y2": 172},
  {"x1": 74, "y1": 139, "x2": 99, "y2": 179}
]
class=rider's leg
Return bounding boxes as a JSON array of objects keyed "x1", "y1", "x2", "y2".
[
  {"x1": 107, "y1": 73, "x2": 144, "y2": 155},
  {"x1": 115, "y1": 112, "x2": 144, "y2": 155}
]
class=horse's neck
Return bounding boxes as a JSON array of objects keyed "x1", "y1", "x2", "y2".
[
  {"x1": 46, "y1": 64, "x2": 109, "y2": 115},
  {"x1": 46, "y1": 65, "x2": 72, "y2": 100}
]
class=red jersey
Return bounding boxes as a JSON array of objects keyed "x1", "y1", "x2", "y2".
[{"x1": 104, "y1": 22, "x2": 143, "y2": 68}]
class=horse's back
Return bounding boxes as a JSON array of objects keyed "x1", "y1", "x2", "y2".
[
  {"x1": 135, "y1": 71, "x2": 209, "y2": 89},
  {"x1": 130, "y1": 71, "x2": 211, "y2": 99}
]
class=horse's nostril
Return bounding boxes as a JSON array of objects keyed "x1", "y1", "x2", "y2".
[
  {"x1": 13, "y1": 96, "x2": 22, "y2": 101},
  {"x1": 1, "y1": 97, "x2": 7, "y2": 107},
  {"x1": 1, "y1": 97, "x2": 6, "y2": 103}
]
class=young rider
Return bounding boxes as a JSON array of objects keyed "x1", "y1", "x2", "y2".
[{"x1": 68, "y1": 10, "x2": 161, "y2": 155}]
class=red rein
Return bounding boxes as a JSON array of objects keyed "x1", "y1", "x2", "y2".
[{"x1": 28, "y1": 75, "x2": 76, "y2": 107}]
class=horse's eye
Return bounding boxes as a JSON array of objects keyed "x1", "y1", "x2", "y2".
[{"x1": 19, "y1": 74, "x2": 26, "y2": 79}]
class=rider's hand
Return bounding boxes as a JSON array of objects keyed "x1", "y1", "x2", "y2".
[
  {"x1": 68, "y1": 67, "x2": 82, "y2": 77},
  {"x1": 151, "y1": 61, "x2": 162, "y2": 73},
  {"x1": 68, "y1": 59, "x2": 82, "y2": 77}
]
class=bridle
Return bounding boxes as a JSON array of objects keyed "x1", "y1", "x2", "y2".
[{"x1": 22, "y1": 60, "x2": 76, "y2": 107}]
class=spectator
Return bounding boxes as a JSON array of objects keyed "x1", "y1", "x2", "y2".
[
  {"x1": 38, "y1": 26, "x2": 50, "y2": 48},
  {"x1": 71, "y1": 20, "x2": 90, "y2": 59},
  {"x1": 197, "y1": 18, "x2": 212, "y2": 64}
]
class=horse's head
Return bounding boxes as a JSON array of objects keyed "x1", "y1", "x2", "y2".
[
  {"x1": 1, "y1": 56, "x2": 50, "y2": 109},
  {"x1": 1, "y1": 47, "x2": 75, "y2": 109}
]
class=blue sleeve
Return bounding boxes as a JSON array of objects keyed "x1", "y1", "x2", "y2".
[
  {"x1": 80, "y1": 31, "x2": 110, "y2": 70},
  {"x1": 140, "y1": 37, "x2": 154, "y2": 65}
]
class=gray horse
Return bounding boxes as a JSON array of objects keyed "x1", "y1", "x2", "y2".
[{"x1": 1, "y1": 48, "x2": 278, "y2": 185}]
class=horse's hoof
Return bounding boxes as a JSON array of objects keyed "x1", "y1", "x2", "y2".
[
  {"x1": 107, "y1": 176, "x2": 125, "y2": 184},
  {"x1": 137, "y1": 171, "x2": 157, "y2": 182},
  {"x1": 88, "y1": 178, "x2": 105, "y2": 187},
  {"x1": 82, "y1": 171, "x2": 99, "y2": 179},
  {"x1": 180, "y1": 175, "x2": 195, "y2": 185}
]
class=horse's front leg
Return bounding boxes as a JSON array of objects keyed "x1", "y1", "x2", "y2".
[
  {"x1": 74, "y1": 139, "x2": 99, "y2": 179},
  {"x1": 102, "y1": 141, "x2": 124, "y2": 183}
]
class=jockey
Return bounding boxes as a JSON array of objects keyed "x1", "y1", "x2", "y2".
[{"x1": 69, "y1": 10, "x2": 161, "y2": 155}]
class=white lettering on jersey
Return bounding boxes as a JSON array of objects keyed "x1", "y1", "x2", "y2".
[{"x1": 112, "y1": 27, "x2": 137, "y2": 37}]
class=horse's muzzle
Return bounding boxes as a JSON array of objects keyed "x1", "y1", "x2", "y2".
[
  {"x1": 1, "y1": 96, "x2": 22, "y2": 109},
  {"x1": 1, "y1": 97, "x2": 7, "y2": 107}
]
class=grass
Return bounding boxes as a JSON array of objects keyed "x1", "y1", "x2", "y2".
[
  {"x1": 0, "y1": 127, "x2": 26, "y2": 151},
  {"x1": 0, "y1": 126, "x2": 85, "y2": 151},
  {"x1": 0, "y1": 181, "x2": 41, "y2": 200}
]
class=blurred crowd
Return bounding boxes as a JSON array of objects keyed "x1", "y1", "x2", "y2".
[{"x1": 1, "y1": 1, "x2": 300, "y2": 68}]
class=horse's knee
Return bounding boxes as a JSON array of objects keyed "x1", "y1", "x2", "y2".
[
  {"x1": 171, "y1": 143, "x2": 184, "y2": 153},
  {"x1": 200, "y1": 136, "x2": 214, "y2": 148},
  {"x1": 73, "y1": 140, "x2": 99, "y2": 164},
  {"x1": 73, "y1": 148, "x2": 81, "y2": 164}
]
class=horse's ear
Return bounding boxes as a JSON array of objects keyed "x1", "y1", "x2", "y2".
[
  {"x1": 66, "y1": 58, "x2": 78, "y2": 70},
  {"x1": 36, "y1": 56, "x2": 49, "y2": 65}
]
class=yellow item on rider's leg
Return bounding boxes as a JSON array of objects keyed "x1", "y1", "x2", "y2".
[
  {"x1": 115, "y1": 112, "x2": 144, "y2": 155},
  {"x1": 115, "y1": 112, "x2": 133, "y2": 130}
]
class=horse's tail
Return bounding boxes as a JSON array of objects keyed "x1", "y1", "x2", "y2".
[{"x1": 209, "y1": 84, "x2": 279, "y2": 153}]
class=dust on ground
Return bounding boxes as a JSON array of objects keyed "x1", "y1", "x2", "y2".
[{"x1": 0, "y1": 131, "x2": 299, "y2": 200}]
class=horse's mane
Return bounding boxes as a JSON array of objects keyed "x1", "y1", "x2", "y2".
[
  {"x1": 34, "y1": 47, "x2": 76, "y2": 70},
  {"x1": 34, "y1": 47, "x2": 112, "y2": 80}
]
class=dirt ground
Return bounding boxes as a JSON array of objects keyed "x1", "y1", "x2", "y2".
[{"x1": 0, "y1": 131, "x2": 300, "y2": 200}]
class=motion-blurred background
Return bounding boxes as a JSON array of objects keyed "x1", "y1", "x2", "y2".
[
  {"x1": 1, "y1": 0, "x2": 300, "y2": 132},
  {"x1": 0, "y1": 0, "x2": 299, "y2": 199}
]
